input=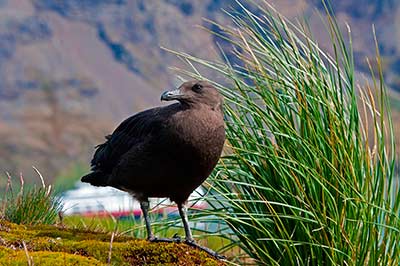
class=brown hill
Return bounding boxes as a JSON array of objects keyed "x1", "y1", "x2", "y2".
[{"x1": 0, "y1": 0, "x2": 399, "y2": 185}]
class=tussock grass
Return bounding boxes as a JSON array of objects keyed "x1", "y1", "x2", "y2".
[
  {"x1": 1, "y1": 169, "x2": 62, "y2": 226},
  {"x1": 168, "y1": 1, "x2": 400, "y2": 265}
]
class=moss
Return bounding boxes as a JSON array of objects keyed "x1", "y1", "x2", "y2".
[
  {"x1": 0, "y1": 220, "x2": 225, "y2": 265},
  {"x1": 0, "y1": 246, "x2": 104, "y2": 265}
]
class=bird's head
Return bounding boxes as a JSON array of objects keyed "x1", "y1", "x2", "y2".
[{"x1": 161, "y1": 80, "x2": 223, "y2": 111}]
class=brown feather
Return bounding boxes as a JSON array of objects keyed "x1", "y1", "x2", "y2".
[{"x1": 81, "y1": 80, "x2": 225, "y2": 204}]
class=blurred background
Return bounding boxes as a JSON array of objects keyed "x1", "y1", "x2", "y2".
[{"x1": 0, "y1": 0, "x2": 399, "y2": 193}]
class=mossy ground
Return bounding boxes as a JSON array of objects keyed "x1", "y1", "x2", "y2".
[{"x1": 0, "y1": 220, "x2": 225, "y2": 265}]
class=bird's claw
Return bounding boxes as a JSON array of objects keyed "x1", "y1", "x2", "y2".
[
  {"x1": 147, "y1": 235, "x2": 157, "y2": 242},
  {"x1": 172, "y1": 233, "x2": 182, "y2": 242},
  {"x1": 149, "y1": 236, "x2": 225, "y2": 260},
  {"x1": 148, "y1": 235, "x2": 182, "y2": 243},
  {"x1": 184, "y1": 239, "x2": 226, "y2": 260}
]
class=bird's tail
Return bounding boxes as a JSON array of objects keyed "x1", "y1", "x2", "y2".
[{"x1": 81, "y1": 171, "x2": 109, "y2": 186}]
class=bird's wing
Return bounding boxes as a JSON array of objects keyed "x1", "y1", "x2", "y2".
[{"x1": 91, "y1": 106, "x2": 166, "y2": 173}]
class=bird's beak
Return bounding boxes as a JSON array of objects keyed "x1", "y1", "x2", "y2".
[{"x1": 160, "y1": 88, "x2": 184, "y2": 101}]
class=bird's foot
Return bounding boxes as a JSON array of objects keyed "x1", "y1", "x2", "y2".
[
  {"x1": 148, "y1": 234, "x2": 182, "y2": 243},
  {"x1": 184, "y1": 239, "x2": 226, "y2": 260},
  {"x1": 172, "y1": 233, "x2": 182, "y2": 242}
]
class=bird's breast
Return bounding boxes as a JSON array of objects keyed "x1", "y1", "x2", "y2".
[{"x1": 168, "y1": 110, "x2": 225, "y2": 169}]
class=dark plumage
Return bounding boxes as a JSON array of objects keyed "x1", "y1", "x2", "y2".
[{"x1": 81, "y1": 80, "x2": 225, "y2": 249}]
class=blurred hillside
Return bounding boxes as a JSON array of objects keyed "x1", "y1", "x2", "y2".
[{"x1": 0, "y1": 0, "x2": 399, "y2": 188}]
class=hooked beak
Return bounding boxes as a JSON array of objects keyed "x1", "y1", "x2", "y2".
[{"x1": 160, "y1": 88, "x2": 184, "y2": 101}]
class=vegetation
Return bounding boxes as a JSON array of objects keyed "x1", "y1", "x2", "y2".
[
  {"x1": 63, "y1": 214, "x2": 232, "y2": 255},
  {"x1": 3, "y1": 186, "x2": 62, "y2": 226},
  {"x1": 1, "y1": 171, "x2": 62, "y2": 226},
  {"x1": 1, "y1": 0, "x2": 399, "y2": 265},
  {"x1": 0, "y1": 187, "x2": 226, "y2": 265},
  {"x1": 169, "y1": 1, "x2": 400, "y2": 265},
  {"x1": 0, "y1": 172, "x2": 227, "y2": 265},
  {"x1": 0, "y1": 220, "x2": 224, "y2": 265}
]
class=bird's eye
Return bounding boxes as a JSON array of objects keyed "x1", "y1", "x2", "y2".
[{"x1": 192, "y1": 83, "x2": 203, "y2": 93}]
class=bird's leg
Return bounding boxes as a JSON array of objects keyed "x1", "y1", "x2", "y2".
[
  {"x1": 178, "y1": 202, "x2": 226, "y2": 260},
  {"x1": 141, "y1": 199, "x2": 179, "y2": 243},
  {"x1": 178, "y1": 202, "x2": 193, "y2": 241},
  {"x1": 140, "y1": 200, "x2": 154, "y2": 241}
]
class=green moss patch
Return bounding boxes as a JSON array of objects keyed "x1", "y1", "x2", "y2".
[
  {"x1": 0, "y1": 246, "x2": 103, "y2": 266},
  {"x1": 0, "y1": 220, "x2": 225, "y2": 265}
]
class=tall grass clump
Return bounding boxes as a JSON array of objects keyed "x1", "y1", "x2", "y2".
[
  {"x1": 169, "y1": 1, "x2": 399, "y2": 265},
  {"x1": 1, "y1": 169, "x2": 63, "y2": 226}
]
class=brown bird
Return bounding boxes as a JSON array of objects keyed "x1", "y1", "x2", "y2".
[{"x1": 81, "y1": 80, "x2": 225, "y2": 255}]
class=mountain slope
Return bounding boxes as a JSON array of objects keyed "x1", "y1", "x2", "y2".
[{"x1": 0, "y1": 0, "x2": 399, "y2": 184}]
